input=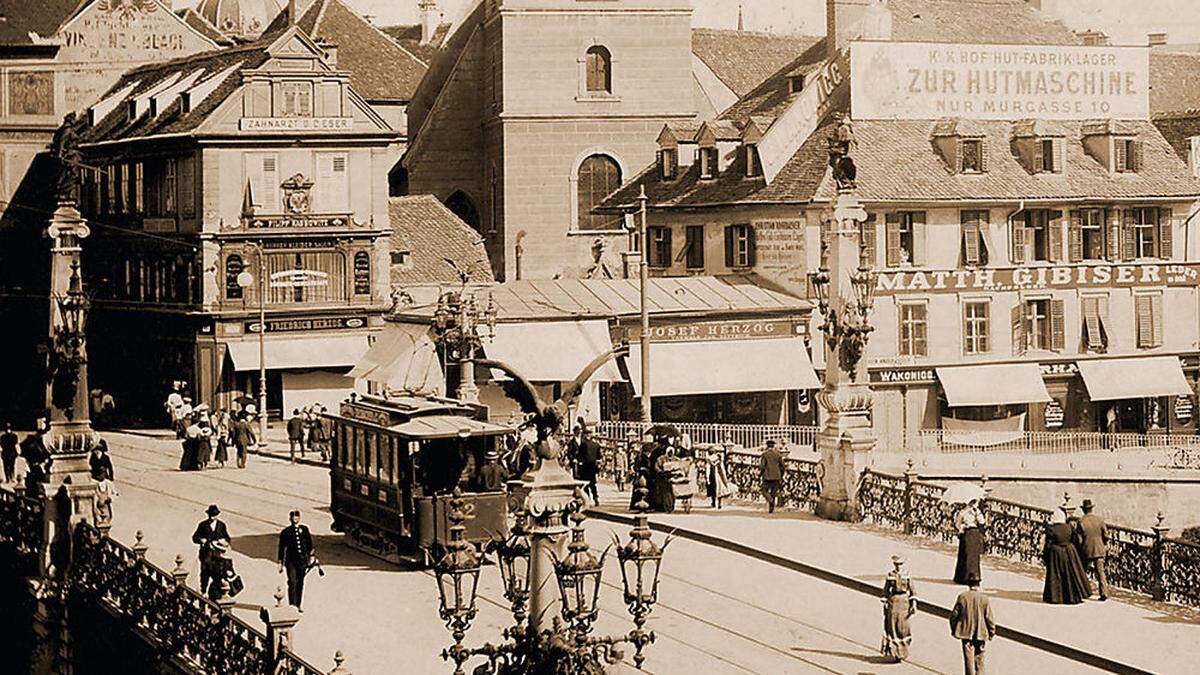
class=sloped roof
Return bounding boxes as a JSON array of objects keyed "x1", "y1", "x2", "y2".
[
  {"x1": 0, "y1": 0, "x2": 84, "y2": 45},
  {"x1": 262, "y1": 0, "x2": 428, "y2": 101},
  {"x1": 886, "y1": 0, "x2": 1078, "y2": 45},
  {"x1": 1149, "y1": 51, "x2": 1200, "y2": 117},
  {"x1": 1153, "y1": 112, "x2": 1200, "y2": 164},
  {"x1": 691, "y1": 28, "x2": 821, "y2": 98},
  {"x1": 176, "y1": 7, "x2": 235, "y2": 46},
  {"x1": 389, "y1": 195, "x2": 494, "y2": 287},
  {"x1": 381, "y1": 23, "x2": 452, "y2": 66}
]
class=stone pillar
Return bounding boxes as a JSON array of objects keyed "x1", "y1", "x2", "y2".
[
  {"x1": 261, "y1": 588, "x2": 301, "y2": 671},
  {"x1": 517, "y1": 436, "x2": 582, "y2": 633},
  {"x1": 815, "y1": 190, "x2": 876, "y2": 522}
]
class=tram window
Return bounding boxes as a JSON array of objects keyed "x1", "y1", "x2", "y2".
[
  {"x1": 383, "y1": 437, "x2": 394, "y2": 484},
  {"x1": 353, "y1": 427, "x2": 364, "y2": 473},
  {"x1": 366, "y1": 432, "x2": 377, "y2": 481}
]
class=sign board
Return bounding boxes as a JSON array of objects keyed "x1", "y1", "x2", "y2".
[
  {"x1": 240, "y1": 117, "x2": 353, "y2": 132},
  {"x1": 59, "y1": 0, "x2": 213, "y2": 62},
  {"x1": 874, "y1": 263, "x2": 1200, "y2": 296},
  {"x1": 340, "y1": 404, "x2": 392, "y2": 427},
  {"x1": 269, "y1": 269, "x2": 329, "y2": 288},
  {"x1": 247, "y1": 215, "x2": 348, "y2": 229},
  {"x1": 245, "y1": 316, "x2": 367, "y2": 334},
  {"x1": 625, "y1": 319, "x2": 801, "y2": 343},
  {"x1": 870, "y1": 361, "x2": 1079, "y2": 386},
  {"x1": 758, "y1": 52, "x2": 848, "y2": 183},
  {"x1": 851, "y1": 42, "x2": 1149, "y2": 120},
  {"x1": 1177, "y1": 395, "x2": 1194, "y2": 423},
  {"x1": 753, "y1": 219, "x2": 808, "y2": 283},
  {"x1": 1044, "y1": 400, "x2": 1065, "y2": 429}
]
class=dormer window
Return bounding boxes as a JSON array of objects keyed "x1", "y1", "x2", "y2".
[
  {"x1": 745, "y1": 143, "x2": 761, "y2": 178},
  {"x1": 1035, "y1": 138, "x2": 1065, "y2": 174},
  {"x1": 659, "y1": 147, "x2": 678, "y2": 180},
  {"x1": 787, "y1": 75, "x2": 805, "y2": 95},
  {"x1": 959, "y1": 138, "x2": 986, "y2": 174},
  {"x1": 1114, "y1": 137, "x2": 1141, "y2": 173},
  {"x1": 699, "y1": 146, "x2": 718, "y2": 179}
]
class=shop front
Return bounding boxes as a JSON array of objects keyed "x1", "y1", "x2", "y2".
[{"x1": 1076, "y1": 356, "x2": 1195, "y2": 435}]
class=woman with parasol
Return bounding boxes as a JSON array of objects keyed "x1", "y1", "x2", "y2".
[
  {"x1": 945, "y1": 483, "x2": 986, "y2": 585},
  {"x1": 880, "y1": 554, "x2": 918, "y2": 662}
]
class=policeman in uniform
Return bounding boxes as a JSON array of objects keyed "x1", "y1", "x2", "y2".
[{"x1": 277, "y1": 509, "x2": 315, "y2": 611}]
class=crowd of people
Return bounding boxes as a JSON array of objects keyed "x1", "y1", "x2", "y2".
[{"x1": 286, "y1": 407, "x2": 331, "y2": 463}]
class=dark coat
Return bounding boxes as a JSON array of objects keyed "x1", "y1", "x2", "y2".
[
  {"x1": 192, "y1": 519, "x2": 231, "y2": 559},
  {"x1": 950, "y1": 588, "x2": 995, "y2": 641},
  {"x1": 286, "y1": 416, "x2": 304, "y2": 440},
  {"x1": 578, "y1": 436, "x2": 601, "y2": 466},
  {"x1": 278, "y1": 523, "x2": 314, "y2": 567},
  {"x1": 0, "y1": 432, "x2": 18, "y2": 459},
  {"x1": 760, "y1": 447, "x2": 785, "y2": 482},
  {"x1": 230, "y1": 419, "x2": 255, "y2": 446},
  {"x1": 89, "y1": 453, "x2": 114, "y2": 481},
  {"x1": 1077, "y1": 513, "x2": 1109, "y2": 559},
  {"x1": 476, "y1": 463, "x2": 509, "y2": 492}
]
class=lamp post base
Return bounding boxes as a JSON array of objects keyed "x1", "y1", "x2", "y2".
[{"x1": 815, "y1": 384, "x2": 875, "y2": 523}]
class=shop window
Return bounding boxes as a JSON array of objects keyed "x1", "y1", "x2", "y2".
[
  {"x1": 884, "y1": 211, "x2": 923, "y2": 266},
  {"x1": 699, "y1": 146, "x2": 719, "y2": 179},
  {"x1": 1135, "y1": 293, "x2": 1164, "y2": 349},
  {"x1": 118, "y1": 164, "x2": 129, "y2": 213},
  {"x1": 264, "y1": 250, "x2": 348, "y2": 305},
  {"x1": 353, "y1": 251, "x2": 371, "y2": 295},
  {"x1": 683, "y1": 225, "x2": 705, "y2": 270},
  {"x1": 1035, "y1": 138, "x2": 1064, "y2": 174},
  {"x1": 659, "y1": 147, "x2": 677, "y2": 180},
  {"x1": 163, "y1": 158, "x2": 177, "y2": 215},
  {"x1": 1113, "y1": 137, "x2": 1141, "y2": 173},
  {"x1": 134, "y1": 162, "x2": 144, "y2": 214},
  {"x1": 745, "y1": 143, "x2": 762, "y2": 178},
  {"x1": 647, "y1": 226, "x2": 671, "y2": 267},
  {"x1": 960, "y1": 210, "x2": 989, "y2": 266},
  {"x1": 1070, "y1": 209, "x2": 1107, "y2": 261},
  {"x1": 1123, "y1": 207, "x2": 1170, "y2": 259},
  {"x1": 1013, "y1": 209, "x2": 1062, "y2": 263},
  {"x1": 585, "y1": 46, "x2": 612, "y2": 94},
  {"x1": 576, "y1": 154, "x2": 622, "y2": 231},
  {"x1": 962, "y1": 300, "x2": 990, "y2": 355},
  {"x1": 899, "y1": 302, "x2": 928, "y2": 356},
  {"x1": 1013, "y1": 298, "x2": 1064, "y2": 353},
  {"x1": 959, "y1": 138, "x2": 987, "y2": 174},
  {"x1": 1080, "y1": 295, "x2": 1109, "y2": 353},
  {"x1": 280, "y1": 82, "x2": 313, "y2": 117},
  {"x1": 724, "y1": 223, "x2": 755, "y2": 268}
]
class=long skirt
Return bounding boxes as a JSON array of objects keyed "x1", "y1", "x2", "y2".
[
  {"x1": 881, "y1": 594, "x2": 913, "y2": 661},
  {"x1": 196, "y1": 438, "x2": 212, "y2": 469},
  {"x1": 953, "y1": 527, "x2": 984, "y2": 585},
  {"x1": 179, "y1": 439, "x2": 199, "y2": 471},
  {"x1": 651, "y1": 474, "x2": 675, "y2": 513},
  {"x1": 214, "y1": 438, "x2": 229, "y2": 465},
  {"x1": 1043, "y1": 544, "x2": 1093, "y2": 604}
]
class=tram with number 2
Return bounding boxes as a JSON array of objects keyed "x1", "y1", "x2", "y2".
[{"x1": 325, "y1": 393, "x2": 513, "y2": 565}]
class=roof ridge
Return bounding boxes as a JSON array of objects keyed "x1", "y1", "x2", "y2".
[{"x1": 320, "y1": 0, "x2": 429, "y2": 68}]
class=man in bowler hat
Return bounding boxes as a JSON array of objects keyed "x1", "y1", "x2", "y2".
[
  {"x1": 1077, "y1": 498, "x2": 1110, "y2": 600},
  {"x1": 278, "y1": 510, "x2": 314, "y2": 611},
  {"x1": 760, "y1": 439, "x2": 785, "y2": 513},
  {"x1": 192, "y1": 504, "x2": 231, "y2": 594}
]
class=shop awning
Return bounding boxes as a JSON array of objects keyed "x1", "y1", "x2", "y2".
[
  {"x1": 347, "y1": 323, "x2": 445, "y2": 395},
  {"x1": 624, "y1": 337, "x2": 821, "y2": 397},
  {"x1": 1077, "y1": 357, "x2": 1192, "y2": 401},
  {"x1": 936, "y1": 364, "x2": 1052, "y2": 407},
  {"x1": 391, "y1": 415, "x2": 511, "y2": 439},
  {"x1": 483, "y1": 320, "x2": 622, "y2": 382},
  {"x1": 227, "y1": 334, "x2": 369, "y2": 371}
]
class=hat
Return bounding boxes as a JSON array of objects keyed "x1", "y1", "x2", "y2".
[
  {"x1": 289, "y1": 509, "x2": 301, "y2": 518},
  {"x1": 484, "y1": 448, "x2": 499, "y2": 460},
  {"x1": 765, "y1": 439, "x2": 776, "y2": 447},
  {"x1": 211, "y1": 539, "x2": 229, "y2": 553},
  {"x1": 206, "y1": 504, "x2": 221, "y2": 517},
  {"x1": 1081, "y1": 499, "x2": 1095, "y2": 510},
  {"x1": 891, "y1": 554, "x2": 905, "y2": 565}
]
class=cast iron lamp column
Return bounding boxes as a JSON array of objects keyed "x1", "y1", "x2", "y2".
[{"x1": 432, "y1": 290, "x2": 496, "y2": 404}]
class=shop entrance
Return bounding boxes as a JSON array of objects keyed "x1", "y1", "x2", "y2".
[{"x1": 1099, "y1": 398, "x2": 1167, "y2": 434}]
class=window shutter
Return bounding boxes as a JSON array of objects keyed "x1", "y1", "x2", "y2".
[
  {"x1": 1121, "y1": 210, "x2": 1136, "y2": 260},
  {"x1": 955, "y1": 138, "x2": 963, "y2": 173},
  {"x1": 962, "y1": 304, "x2": 971, "y2": 355},
  {"x1": 1136, "y1": 295, "x2": 1154, "y2": 348},
  {"x1": 1106, "y1": 208, "x2": 1120, "y2": 261},
  {"x1": 1068, "y1": 210, "x2": 1083, "y2": 262},
  {"x1": 1114, "y1": 138, "x2": 1127, "y2": 172},
  {"x1": 180, "y1": 156, "x2": 195, "y2": 218},
  {"x1": 979, "y1": 140, "x2": 990, "y2": 173},
  {"x1": 1050, "y1": 299, "x2": 1065, "y2": 351},
  {"x1": 1159, "y1": 207, "x2": 1173, "y2": 259},
  {"x1": 662, "y1": 227, "x2": 673, "y2": 266},
  {"x1": 1011, "y1": 222, "x2": 1027, "y2": 263},
  {"x1": 1053, "y1": 138, "x2": 1066, "y2": 173},
  {"x1": 724, "y1": 225, "x2": 734, "y2": 267},
  {"x1": 1082, "y1": 297, "x2": 1103, "y2": 351},
  {"x1": 912, "y1": 211, "x2": 927, "y2": 265},
  {"x1": 1011, "y1": 303, "x2": 1026, "y2": 355},
  {"x1": 146, "y1": 163, "x2": 160, "y2": 217},
  {"x1": 862, "y1": 214, "x2": 877, "y2": 267},
  {"x1": 962, "y1": 221, "x2": 981, "y2": 265},
  {"x1": 1033, "y1": 140, "x2": 1044, "y2": 173},
  {"x1": 1049, "y1": 212, "x2": 1064, "y2": 262},
  {"x1": 746, "y1": 225, "x2": 757, "y2": 266},
  {"x1": 1153, "y1": 294, "x2": 1164, "y2": 347},
  {"x1": 884, "y1": 213, "x2": 901, "y2": 266}
]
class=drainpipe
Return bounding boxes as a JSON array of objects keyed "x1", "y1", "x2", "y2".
[{"x1": 514, "y1": 230, "x2": 526, "y2": 281}]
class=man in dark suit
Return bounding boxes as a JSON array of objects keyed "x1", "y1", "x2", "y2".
[
  {"x1": 1077, "y1": 498, "x2": 1110, "y2": 601},
  {"x1": 192, "y1": 504, "x2": 231, "y2": 594},
  {"x1": 277, "y1": 510, "x2": 314, "y2": 611},
  {"x1": 286, "y1": 410, "x2": 305, "y2": 462},
  {"x1": 577, "y1": 425, "x2": 602, "y2": 505},
  {"x1": 230, "y1": 412, "x2": 254, "y2": 469},
  {"x1": 1, "y1": 424, "x2": 19, "y2": 483},
  {"x1": 759, "y1": 440, "x2": 785, "y2": 513},
  {"x1": 950, "y1": 578, "x2": 995, "y2": 675}
]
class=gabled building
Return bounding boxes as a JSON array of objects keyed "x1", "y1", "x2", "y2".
[
  {"x1": 599, "y1": 0, "x2": 1200, "y2": 447},
  {"x1": 76, "y1": 24, "x2": 398, "y2": 419}
]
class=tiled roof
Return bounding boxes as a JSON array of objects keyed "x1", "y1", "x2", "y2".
[
  {"x1": 887, "y1": 0, "x2": 1078, "y2": 45},
  {"x1": 176, "y1": 7, "x2": 235, "y2": 46},
  {"x1": 392, "y1": 275, "x2": 807, "y2": 322},
  {"x1": 1149, "y1": 52, "x2": 1200, "y2": 116},
  {"x1": 1152, "y1": 113, "x2": 1200, "y2": 164},
  {"x1": 389, "y1": 195, "x2": 494, "y2": 287},
  {"x1": 262, "y1": 0, "x2": 428, "y2": 101},
  {"x1": 691, "y1": 28, "x2": 822, "y2": 98},
  {"x1": 0, "y1": 0, "x2": 82, "y2": 45},
  {"x1": 380, "y1": 23, "x2": 451, "y2": 66}
]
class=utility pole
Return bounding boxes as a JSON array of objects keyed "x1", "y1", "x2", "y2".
[{"x1": 637, "y1": 186, "x2": 651, "y2": 424}]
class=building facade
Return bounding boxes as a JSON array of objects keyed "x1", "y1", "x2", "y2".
[{"x1": 77, "y1": 25, "x2": 397, "y2": 420}]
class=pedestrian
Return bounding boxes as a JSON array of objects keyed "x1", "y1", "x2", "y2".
[
  {"x1": 1, "y1": 423, "x2": 19, "y2": 483},
  {"x1": 207, "y1": 540, "x2": 243, "y2": 601},
  {"x1": 1077, "y1": 499, "x2": 1109, "y2": 601},
  {"x1": 310, "y1": 406, "x2": 329, "y2": 462},
  {"x1": 287, "y1": 409, "x2": 305, "y2": 462},
  {"x1": 474, "y1": 448, "x2": 509, "y2": 492},
  {"x1": 213, "y1": 408, "x2": 230, "y2": 468},
  {"x1": 88, "y1": 438, "x2": 114, "y2": 482},
  {"x1": 192, "y1": 504, "x2": 231, "y2": 595},
  {"x1": 949, "y1": 578, "x2": 995, "y2": 675},
  {"x1": 277, "y1": 509, "x2": 314, "y2": 611},
  {"x1": 881, "y1": 554, "x2": 917, "y2": 663},
  {"x1": 614, "y1": 435, "x2": 632, "y2": 492},
  {"x1": 577, "y1": 424, "x2": 601, "y2": 506},
  {"x1": 760, "y1": 439, "x2": 784, "y2": 513},
  {"x1": 231, "y1": 410, "x2": 254, "y2": 469},
  {"x1": 195, "y1": 417, "x2": 213, "y2": 470},
  {"x1": 1042, "y1": 509, "x2": 1092, "y2": 604},
  {"x1": 94, "y1": 476, "x2": 116, "y2": 524},
  {"x1": 706, "y1": 451, "x2": 732, "y2": 509},
  {"x1": 179, "y1": 416, "x2": 199, "y2": 471},
  {"x1": 21, "y1": 425, "x2": 51, "y2": 496},
  {"x1": 953, "y1": 499, "x2": 985, "y2": 585},
  {"x1": 649, "y1": 443, "x2": 676, "y2": 513},
  {"x1": 167, "y1": 386, "x2": 185, "y2": 438}
]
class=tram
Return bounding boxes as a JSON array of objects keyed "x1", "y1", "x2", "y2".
[{"x1": 325, "y1": 393, "x2": 513, "y2": 565}]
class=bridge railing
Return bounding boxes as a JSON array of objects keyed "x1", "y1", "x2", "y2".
[
  {"x1": 902, "y1": 429, "x2": 1200, "y2": 456},
  {"x1": 0, "y1": 487, "x2": 44, "y2": 555}
]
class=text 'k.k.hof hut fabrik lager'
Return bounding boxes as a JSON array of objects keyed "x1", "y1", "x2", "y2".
[{"x1": 597, "y1": 0, "x2": 1200, "y2": 451}]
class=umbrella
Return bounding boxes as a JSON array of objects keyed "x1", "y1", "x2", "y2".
[
  {"x1": 647, "y1": 423, "x2": 680, "y2": 438},
  {"x1": 233, "y1": 396, "x2": 256, "y2": 408},
  {"x1": 942, "y1": 483, "x2": 986, "y2": 505}
]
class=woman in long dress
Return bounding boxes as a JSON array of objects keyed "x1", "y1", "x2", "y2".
[
  {"x1": 1043, "y1": 509, "x2": 1093, "y2": 604},
  {"x1": 213, "y1": 409, "x2": 230, "y2": 468},
  {"x1": 953, "y1": 499, "x2": 985, "y2": 585},
  {"x1": 706, "y1": 452, "x2": 731, "y2": 509},
  {"x1": 881, "y1": 555, "x2": 917, "y2": 662},
  {"x1": 651, "y1": 445, "x2": 677, "y2": 513},
  {"x1": 195, "y1": 421, "x2": 213, "y2": 470},
  {"x1": 180, "y1": 416, "x2": 200, "y2": 471}
]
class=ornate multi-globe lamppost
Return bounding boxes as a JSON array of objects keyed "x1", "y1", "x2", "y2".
[
  {"x1": 432, "y1": 478, "x2": 667, "y2": 675},
  {"x1": 432, "y1": 289, "x2": 497, "y2": 403}
]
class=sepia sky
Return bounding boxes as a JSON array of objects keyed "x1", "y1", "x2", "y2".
[{"x1": 174, "y1": 0, "x2": 1200, "y2": 45}]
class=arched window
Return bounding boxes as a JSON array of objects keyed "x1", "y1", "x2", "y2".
[
  {"x1": 585, "y1": 46, "x2": 612, "y2": 94},
  {"x1": 445, "y1": 191, "x2": 481, "y2": 232},
  {"x1": 225, "y1": 255, "x2": 243, "y2": 300},
  {"x1": 576, "y1": 154, "x2": 622, "y2": 231}
]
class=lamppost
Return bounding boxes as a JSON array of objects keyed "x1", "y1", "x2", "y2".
[
  {"x1": 431, "y1": 289, "x2": 497, "y2": 404},
  {"x1": 433, "y1": 474, "x2": 668, "y2": 674},
  {"x1": 811, "y1": 117, "x2": 879, "y2": 522},
  {"x1": 236, "y1": 243, "x2": 268, "y2": 446}
]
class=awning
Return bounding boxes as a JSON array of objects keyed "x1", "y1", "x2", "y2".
[
  {"x1": 483, "y1": 320, "x2": 622, "y2": 382},
  {"x1": 1077, "y1": 357, "x2": 1192, "y2": 401},
  {"x1": 391, "y1": 415, "x2": 512, "y2": 439},
  {"x1": 227, "y1": 334, "x2": 369, "y2": 371},
  {"x1": 347, "y1": 323, "x2": 445, "y2": 396},
  {"x1": 936, "y1": 364, "x2": 1052, "y2": 407},
  {"x1": 624, "y1": 337, "x2": 821, "y2": 397}
]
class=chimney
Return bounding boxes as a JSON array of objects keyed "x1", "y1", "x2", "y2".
[
  {"x1": 737, "y1": 4, "x2": 744, "y2": 31},
  {"x1": 1148, "y1": 32, "x2": 1168, "y2": 47},
  {"x1": 420, "y1": 0, "x2": 439, "y2": 45},
  {"x1": 826, "y1": 0, "x2": 871, "y2": 58},
  {"x1": 289, "y1": 0, "x2": 299, "y2": 26},
  {"x1": 320, "y1": 41, "x2": 338, "y2": 68}
]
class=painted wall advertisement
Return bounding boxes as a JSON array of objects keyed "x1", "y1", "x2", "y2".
[
  {"x1": 874, "y1": 263, "x2": 1200, "y2": 296},
  {"x1": 59, "y1": 1, "x2": 212, "y2": 62},
  {"x1": 753, "y1": 219, "x2": 808, "y2": 288},
  {"x1": 851, "y1": 41, "x2": 1149, "y2": 120}
]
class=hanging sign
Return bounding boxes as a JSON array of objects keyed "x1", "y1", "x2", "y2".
[
  {"x1": 1044, "y1": 400, "x2": 1065, "y2": 429},
  {"x1": 1176, "y1": 396, "x2": 1194, "y2": 423}
]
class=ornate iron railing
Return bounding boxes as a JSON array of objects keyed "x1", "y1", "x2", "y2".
[
  {"x1": 595, "y1": 421, "x2": 818, "y2": 451},
  {"x1": 981, "y1": 497, "x2": 1051, "y2": 564},
  {"x1": 1105, "y1": 524, "x2": 1158, "y2": 598},
  {"x1": 1159, "y1": 538, "x2": 1200, "y2": 607},
  {"x1": 856, "y1": 471, "x2": 907, "y2": 532},
  {"x1": 0, "y1": 488, "x2": 45, "y2": 554},
  {"x1": 910, "y1": 429, "x2": 1200, "y2": 455}
]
